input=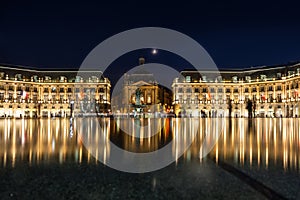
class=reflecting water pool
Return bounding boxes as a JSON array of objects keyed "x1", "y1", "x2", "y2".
[{"x1": 0, "y1": 118, "x2": 300, "y2": 199}]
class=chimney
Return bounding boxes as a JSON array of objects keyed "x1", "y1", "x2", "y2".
[{"x1": 139, "y1": 57, "x2": 145, "y2": 65}]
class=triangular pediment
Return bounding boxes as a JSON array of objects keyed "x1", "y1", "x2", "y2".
[{"x1": 131, "y1": 80, "x2": 153, "y2": 86}]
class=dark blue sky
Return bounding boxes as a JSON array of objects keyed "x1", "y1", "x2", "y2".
[{"x1": 1, "y1": 0, "x2": 300, "y2": 73}]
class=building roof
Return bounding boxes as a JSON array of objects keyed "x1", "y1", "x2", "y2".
[
  {"x1": 0, "y1": 63, "x2": 106, "y2": 82},
  {"x1": 180, "y1": 61, "x2": 300, "y2": 82}
]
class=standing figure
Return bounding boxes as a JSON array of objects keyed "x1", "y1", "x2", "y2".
[{"x1": 246, "y1": 99, "x2": 253, "y2": 118}]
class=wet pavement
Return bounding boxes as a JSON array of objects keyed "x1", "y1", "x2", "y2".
[
  {"x1": 0, "y1": 157, "x2": 267, "y2": 200},
  {"x1": 0, "y1": 118, "x2": 299, "y2": 199}
]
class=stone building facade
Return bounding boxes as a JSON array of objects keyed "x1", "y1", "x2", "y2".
[
  {"x1": 172, "y1": 62, "x2": 300, "y2": 117},
  {"x1": 112, "y1": 58, "x2": 173, "y2": 115},
  {"x1": 0, "y1": 65, "x2": 111, "y2": 118}
]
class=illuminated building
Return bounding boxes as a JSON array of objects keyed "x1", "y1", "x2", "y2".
[
  {"x1": 114, "y1": 58, "x2": 173, "y2": 115},
  {"x1": 0, "y1": 64, "x2": 111, "y2": 118},
  {"x1": 172, "y1": 62, "x2": 300, "y2": 117}
]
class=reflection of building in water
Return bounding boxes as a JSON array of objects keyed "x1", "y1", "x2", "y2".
[
  {"x1": 77, "y1": 117, "x2": 300, "y2": 171},
  {"x1": 173, "y1": 62, "x2": 300, "y2": 117},
  {"x1": 0, "y1": 65, "x2": 111, "y2": 118},
  {"x1": 0, "y1": 119, "x2": 85, "y2": 167},
  {"x1": 186, "y1": 118, "x2": 300, "y2": 171},
  {"x1": 116, "y1": 118, "x2": 172, "y2": 152},
  {"x1": 0, "y1": 118, "x2": 299, "y2": 171},
  {"x1": 117, "y1": 58, "x2": 173, "y2": 114}
]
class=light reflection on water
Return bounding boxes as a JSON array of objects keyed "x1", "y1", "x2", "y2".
[{"x1": 0, "y1": 118, "x2": 299, "y2": 172}]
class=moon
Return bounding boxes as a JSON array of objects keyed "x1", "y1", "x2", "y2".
[{"x1": 152, "y1": 49, "x2": 157, "y2": 55}]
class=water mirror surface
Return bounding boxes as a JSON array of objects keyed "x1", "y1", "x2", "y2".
[{"x1": 0, "y1": 118, "x2": 299, "y2": 199}]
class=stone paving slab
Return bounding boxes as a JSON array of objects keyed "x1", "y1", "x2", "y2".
[
  {"x1": 224, "y1": 160, "x2": 300, "y2": 200},
  {"x1": 0, "y1": 158, "x2": 266, "y2": 200}
]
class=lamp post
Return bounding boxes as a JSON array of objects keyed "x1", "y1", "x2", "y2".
[
  {"x1": 104, "y1": 100, "x2": 107, "y2": 113},
  {"x1": 70, "y1": 100, "x2": 74, "y2": 118}
]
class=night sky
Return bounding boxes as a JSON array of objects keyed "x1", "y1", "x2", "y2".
[{"x1": 1, "y1": 0, "x2": 300, "y2": 78}]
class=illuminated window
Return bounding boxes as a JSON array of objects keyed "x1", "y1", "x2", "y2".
[
  {"x1": 186, "y1": 76, "x2": 191, "y2": 83},
  {"x1": 260, "y1": 86, "x2": 265, "y2": 92},
  {"x1": 268, "y1": 86, "x2": 273, "y2": 91},
  {"x1": 245, "y1": 76, "x2": 251, "y2": 82},
  {"x1": 268, "y1": 94, "x2": 273, "y2": 102},
  {"x1": 277, "y1": 94, "x2": 282, "y2": 102},
  {"x1": 187, "y1": 95, "x2": 191, "y2": 103},
  {"x1": 131, "y1": 95, "x2": 135, "y2": 104},
  {"x1": 147, "y1": 95, "x2": 151, "y2": 104},
  {"x1": 245, "y1": 95, "x2": 249, "y2": 101},
  {"x1": 179, "y1": 95, "x2": 183, "y2": 103},
  {"x1": 232, "y1": 76, "x2": 238, "y2": 83},
  {"x1": 260, "y1": 75, "x2": 267, "y2": 81}
]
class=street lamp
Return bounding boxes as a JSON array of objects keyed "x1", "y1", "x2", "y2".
[{"x1": 70, "y1": 100, "x2": 74, "y2": 118}]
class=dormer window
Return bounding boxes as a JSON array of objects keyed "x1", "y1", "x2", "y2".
[
  {"x1": 185, "y1": 76, "x2": 191, "y2": 83},
  {"x1": 277, "y1": 73, "x2": 281, "y2": 78},
  {"x1": 245, "y1": 76, "x2": 251, "y2": 82},
  {"x1": 232, "y1": 76, "x2": 238, "y2": 83},
  {"x1": 260, "y1": 75, "x2": 267, "y2": 81}
]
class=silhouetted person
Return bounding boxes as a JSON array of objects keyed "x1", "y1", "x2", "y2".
[
  {"x1": 246, "y1": 99, "x2": 253, "y2": 118},
  {"x1": 253, "y1": 101, "x2": 256, "y2": 118},
  {"x1": 228, "y1": 99, "x2": 232, "y2": 118}
]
